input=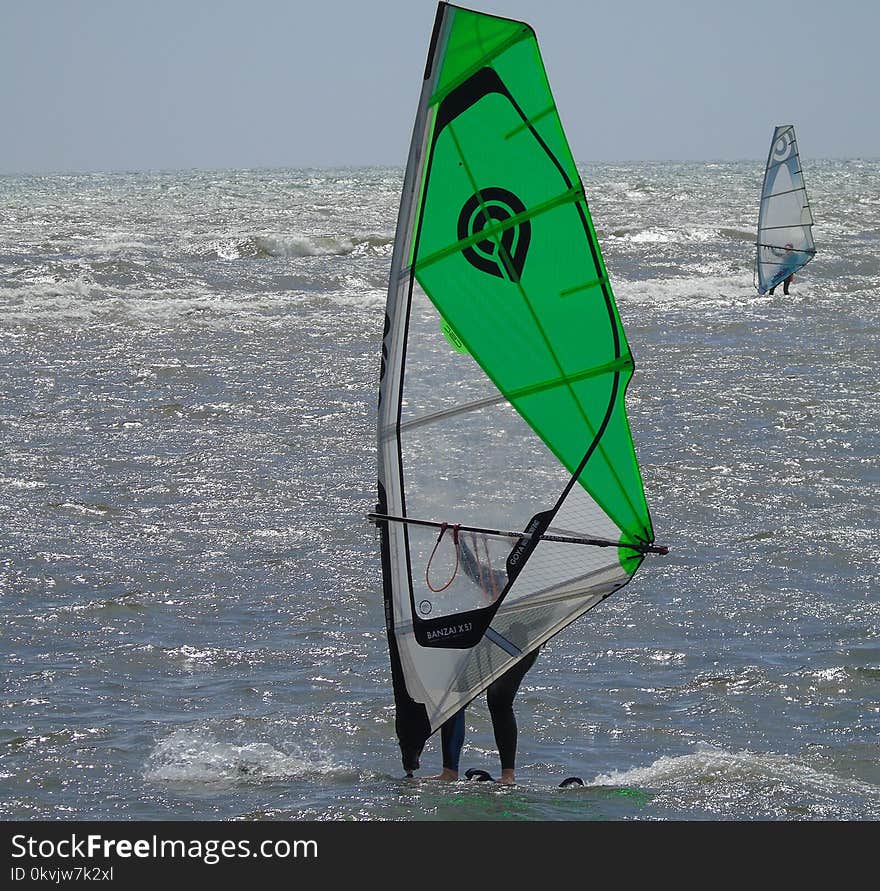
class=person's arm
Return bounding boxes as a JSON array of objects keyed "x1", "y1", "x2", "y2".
[{"x1": 458, "y1": 534, "x2": 508, "y2": 600}]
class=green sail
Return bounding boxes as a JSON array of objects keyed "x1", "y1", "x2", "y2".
[{"x1": 412, "y1": 6, "x2": 651, "y2": 554}]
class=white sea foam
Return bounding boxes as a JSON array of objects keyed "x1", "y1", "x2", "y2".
[
  {"x1": 612, "y1": 226, "x2": 715, "y2": 244},
  {"x1": 144, "y1": 729, "x2": 347, "y2": 784},
  {"x1": 591, "y1": 744, "x2": 880, "y2": 802},
  {"x1": 614, "y1": 273, "x2": 773, "y2": 310},
  {"x1": 0, "y1": 281, "x2": 385, "y2": 326},
  {"x1": 81, "y1": 234, "x2": 155, "y2": 254}
]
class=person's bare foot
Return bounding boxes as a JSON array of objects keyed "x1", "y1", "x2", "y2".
[
  {"x1": 496, "y1": 770, "x2": 516, "y2": 785},
  {"x1": 428, "y1": 768, "x2": 459, "y2": 781}
]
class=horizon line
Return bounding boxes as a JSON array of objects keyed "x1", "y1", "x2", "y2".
[{"x1": 2, "y1": 155, "x2": 878, "y2": 178}]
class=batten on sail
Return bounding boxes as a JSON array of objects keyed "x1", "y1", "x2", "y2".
[
  {"x1": 374, "y1": 2, "x2": 666, "y2": 773},
  {"x1": 755, "y1": 124, "x2": 817, "y2": 295}
]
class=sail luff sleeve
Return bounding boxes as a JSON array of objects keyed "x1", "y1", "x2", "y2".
[{"x1": 376, "y1": 2, "x2": 455, "y2": 771}]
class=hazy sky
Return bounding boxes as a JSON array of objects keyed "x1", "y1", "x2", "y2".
[{"x1": 1, "y1": 0, "x2": 877, "y2": 174}]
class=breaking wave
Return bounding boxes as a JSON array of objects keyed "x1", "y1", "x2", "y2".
[{"x1": 199, "y1": 233, "x2": 394, "y2": 260}]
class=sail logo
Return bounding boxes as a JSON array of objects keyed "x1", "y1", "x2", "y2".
[
  {"x1": 426, "y1": 621, "x2": 473, "y2": 641},
  {"x1": 771, "y1": 131, "x2": 794, "y2": 164},
  {"x1": 457, "y1": 188, "x2": 530, "y2": 282},
  {"x1": 507, "y1": 511, "x2": 547, "y2": 576}
]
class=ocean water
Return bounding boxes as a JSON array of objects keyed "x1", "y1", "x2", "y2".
[{"x1": 1, "y1": 160, "x2": 877, "y2": 821}]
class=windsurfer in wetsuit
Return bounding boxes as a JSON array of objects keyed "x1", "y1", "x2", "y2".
[{"x1": 430, "y1": 534, "x2": 540, "y2": 786}]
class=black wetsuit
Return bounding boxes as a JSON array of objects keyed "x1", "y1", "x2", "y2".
[{"x1": 442, "y1": 648, "x2": 540, "y2": 772}]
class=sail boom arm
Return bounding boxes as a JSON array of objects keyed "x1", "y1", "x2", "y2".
[{"x1": 367, "y1": 512, "x2": 668, "y2": 555}]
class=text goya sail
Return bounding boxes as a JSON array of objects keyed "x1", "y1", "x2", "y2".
[{"x1": 371, "y1": 2, "x2": 666, "y2": 773}]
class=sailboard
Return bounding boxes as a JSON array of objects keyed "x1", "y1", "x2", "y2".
[
  {"x1": 755, "y1": 124, "x2": 816, "y2": 294},
  {"x1": 371, "y1": 2, "x2": 667, "y2": 773}
]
